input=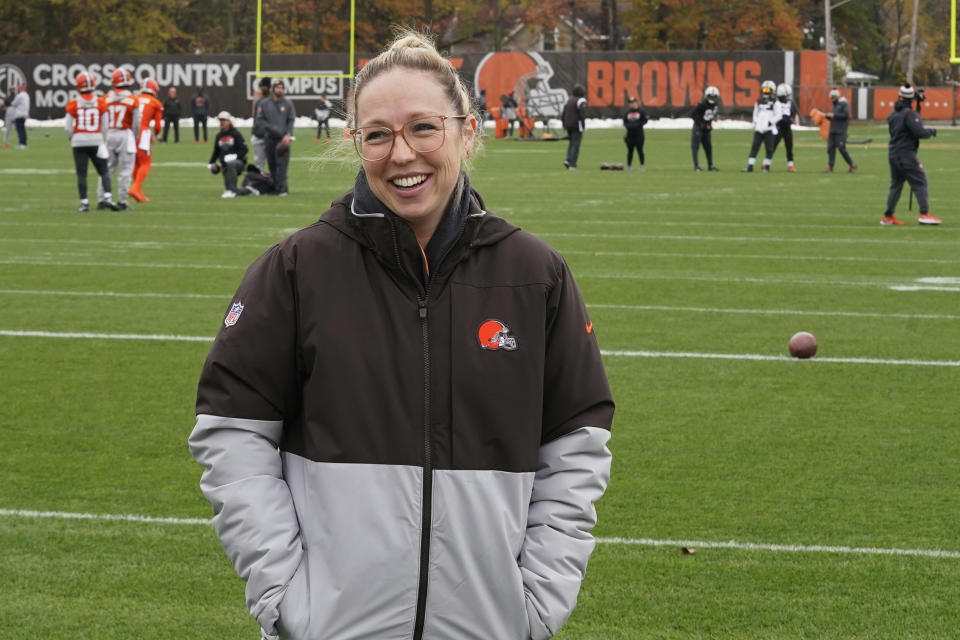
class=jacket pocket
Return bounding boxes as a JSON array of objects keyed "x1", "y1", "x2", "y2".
[{"x1": 276, "y1": 556, "x2": 310, "y2": 639}]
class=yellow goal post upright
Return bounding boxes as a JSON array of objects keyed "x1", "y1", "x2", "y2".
[
  {"x1": 254, "y1": 0, "x2": 356, "y2": 79},
  {"x1": 952, "y1": 0, "x2": 960, "y2": 63}
]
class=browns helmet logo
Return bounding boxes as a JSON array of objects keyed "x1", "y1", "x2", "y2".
[
  {"x1": 477, "y1": 319, "x2": 518, "y2": 351},
  {"x1": 474, "y1": 51, "x2": 568, "y2": 119}
]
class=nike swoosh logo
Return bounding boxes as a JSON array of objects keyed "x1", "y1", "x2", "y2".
[{"x1": 586, "y1": 322, "x2": 593, "y2": 334}]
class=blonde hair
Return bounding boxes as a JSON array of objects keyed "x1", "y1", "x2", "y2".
[
  {"x1": 313, "y1": 29, "x2": 482, "y2": 171},
  {"x1": 352, "y1": 30, "x2": 475, "y2": 121}
]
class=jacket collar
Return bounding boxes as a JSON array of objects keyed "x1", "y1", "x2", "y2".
[{"x1": 321, "y1": 170, "x2": 518, "y2": 288}]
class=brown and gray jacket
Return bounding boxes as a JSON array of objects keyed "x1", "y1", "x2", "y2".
[{"x1": 189, "y1": 173, "x2": 614, "y2": 640}]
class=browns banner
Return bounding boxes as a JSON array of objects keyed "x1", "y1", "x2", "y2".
[{"x1": 4, "y1": 49, "x2": 952, "y2": 123}]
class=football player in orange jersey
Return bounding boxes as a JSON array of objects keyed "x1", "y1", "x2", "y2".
[
  {"x1": 130, "y1": 77, "x2": 163, "y2": 202},
  {"x1": 65, "y1": 71, "x2": 117, "y2": 212},
  {"x1": 99, "y1": 68, "x2": 140, "y2": 210}
]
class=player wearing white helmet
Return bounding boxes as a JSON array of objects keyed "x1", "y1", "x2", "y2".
[
  {"x1": 691, "y1": 86, "x2": 720, "y2": 171},
  {"x1": 742, "y1": 80, "x2": 777, "y2": 173},
  {"x1": 824, "y1": 87, "x2": 856, "y2": 172},
  {"x1": 772, "y1": 83, "x2": 797, "y2": 172}
]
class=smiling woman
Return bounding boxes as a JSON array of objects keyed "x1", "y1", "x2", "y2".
[{"x1": 188, "y1": 28, "x2": 614, "y2": 640}]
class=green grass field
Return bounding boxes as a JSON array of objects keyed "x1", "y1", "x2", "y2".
[{"x1": 1, "y1": 122, "x2": 958, "y2": 639}]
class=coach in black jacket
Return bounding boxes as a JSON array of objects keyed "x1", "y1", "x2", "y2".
[
  {"x1": 881, "y1": 84, "x2": 940, "y2": 226},
  {"x1": 824, "y1": 88, "x2": 856, "y2": 172},
  {"x1": 162, "y1": 87, "x2": 181, "y2": 143}
]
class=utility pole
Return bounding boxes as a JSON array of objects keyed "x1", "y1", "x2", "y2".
[
  {"x1": 569, "y1": 1, "x2": 577, "y2": 51},
  {"x1": 906, "y1": 0, "x2": 920, "y2": 82},
  {"x1": 608, "y1": 0, "x2": 620, "y2": 51},
  {"x1": 825, "y1": 0, "x2": 833, "y2": 85},
  {"x1": 825, "y1": 0, "x2": 855, "y2": 87}
]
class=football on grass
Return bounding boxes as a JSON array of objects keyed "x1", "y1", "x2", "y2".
[{"x1": 789, "y1": 331, "x2": 817, "y2": 358}]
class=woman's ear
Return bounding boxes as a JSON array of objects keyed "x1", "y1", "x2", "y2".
[{"x1": 462, "y1": 115, "x2": 478, "y2": 157}]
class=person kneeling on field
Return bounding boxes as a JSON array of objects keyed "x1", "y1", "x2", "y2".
[{"x1": 208, "y1": 111, "x2": 249, "y2": 198}]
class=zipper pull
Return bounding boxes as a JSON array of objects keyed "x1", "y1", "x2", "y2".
[{"x1": 418, "y1": 300, "x2": 427, "y2": 321}]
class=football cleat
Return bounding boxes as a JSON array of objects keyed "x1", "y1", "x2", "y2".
[
  {"x1": 78, "y1": 202, "x2": 90, "y2": 212},
  {"x1": 788, "y1": 165, "x2": 797, "y2": 172},
  {"x1": 116, "y1": 202, "x2": 131, "y2": 211},
  {"x1": 741, "y1": 166, "x2": 753, "y2": 173},
  {"x1": 694, "y1": 166, "x2": 703, "y2": 172},
  {"x1": 848, "y1": 164, "x2": 858, "y2": 173},
  {"x1": 917, "y1": 213, "x2": 941, "y2": 225},
  {"x1": 97, "y1": 200, "x2": 119, "y2": 211},
  {"x1": 708, "y1": 166, "x2": 719, "y2": 171},
  {"x1": 880, "y1": 216, "x2": 904, "y2": 226},
  {"x1": 221, "y1": 190, "x2": 237, "y2": 198}
]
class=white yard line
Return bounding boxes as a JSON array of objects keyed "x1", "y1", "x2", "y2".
[
  {"x1": 2, "y1": 330, "x2": 958, "y2": 366},
  {"x1": 0, "y1": 289, "x2": 227, "y2": 300},
  {"x1": 595, "y1": 536, "x2": 960, "y2": 559},
  {"x1": 1, "y1": 508, "x2": 955, "y2": 559},
  {"x1": 0, "y1": 330, "x2": 212, "y2": 342},
  {"x1": 601, "y1": 350, "x2": 960, "y2": 367},
  {"x1": 539, "y1": 231, "x2": 955, "y2": 246},
  {"x1": 0, "y1": 258, "x2": 241, "y2": 270},
  {"x1": 0, "y1": 259, "x2": 949, "y2": 293},
  {"x1": 589, "y1": 303, "x2": 960, "y2": 321},
  {"x1": 0, "y1": 237, "x2": 267, "y2": 249},
  {"x1": 561, "y1": 249, "x2": 958, "y2": 265}
]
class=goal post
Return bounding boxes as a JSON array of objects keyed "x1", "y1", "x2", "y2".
[{"x1": 952, "y1": 0, "x2": 960, "y2": 63}]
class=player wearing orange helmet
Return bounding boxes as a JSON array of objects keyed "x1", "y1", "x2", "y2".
[
  {"x1": 64, "y1": 71, "x2": 117, "y2": 212},
  {"x1": 99, "y1": 68, "x2": 140, "y2": 210},
  {"x1": 130, "y1": 77, "x2": 163, "y2": 202}
]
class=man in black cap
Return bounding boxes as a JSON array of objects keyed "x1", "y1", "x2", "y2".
[{"x1": 880, "y1": 84, "x2": 940, "y2": 226}]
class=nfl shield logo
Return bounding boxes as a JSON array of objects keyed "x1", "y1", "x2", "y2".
[{"x1": 224, "y1": 302, "x2": 244, "y2": 327}]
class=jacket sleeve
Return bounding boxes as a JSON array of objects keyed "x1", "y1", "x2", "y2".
[
  {"x1": 286, "y1": 102, "x2": 296, "y2": 136},
  {"x1": 521, "y1": 257, "x2": 614, "y2": 639},
  {"x1": 834, "y1": 101, "x2": 849, "y2": 122},
  {"x1": 905, "y1": 111, "x2": 933, "y2": 140},
  {"x1": 188, "y1": 244, "x2": 303, "y2": 636}
]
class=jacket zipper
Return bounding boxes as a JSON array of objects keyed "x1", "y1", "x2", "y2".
[
  {"x1": 412, "y1": 293, "x2": 431, "y2": 640},
  {"x1": 384, "y1": 218, "x2": 433, "y2": 640},
  {"x1": 390, "y1": 214, "x2": 469, "y2": 640}
]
